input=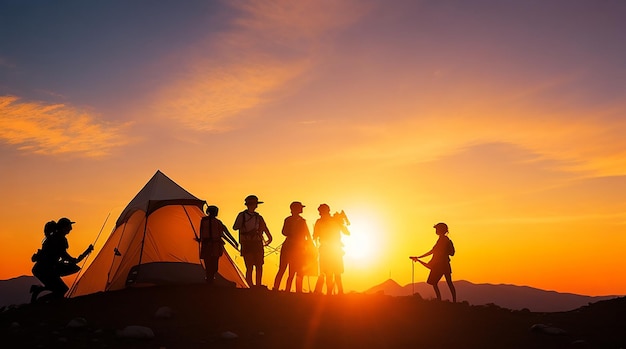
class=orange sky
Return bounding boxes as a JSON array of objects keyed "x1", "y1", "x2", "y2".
[{"x1": 1, "y1": 0, "x2": 625, "y2": 297}]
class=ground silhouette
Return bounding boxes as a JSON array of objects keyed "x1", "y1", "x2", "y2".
[{"x1": 1, "y1": 284, "x2": 625, "y2": 349}]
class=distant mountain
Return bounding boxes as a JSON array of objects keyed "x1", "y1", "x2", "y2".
[
  {"x1": 2, "y1": 276, "x2": 620, "y2": 312},
  {"x1": 365, "y1": 279, "x2": 620, "y2": 312},
  {"x1": 0, "y1": 275, "x2": 39, "y2": 307}
]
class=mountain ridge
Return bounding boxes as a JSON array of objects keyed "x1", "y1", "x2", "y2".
[
  {"x1": 364, "y1": 278, "x2": 619, "y2": 312},
  {"x1": 1, "y1": 275, "x2": 620, "y2": 312}
]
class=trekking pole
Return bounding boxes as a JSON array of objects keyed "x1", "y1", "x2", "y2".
[
  {"x1": 68, "y1": 212, "x2": 110, "y2": 296},
  {"x1": 411, "y1": 258, "x2": 415, "y2": 296}
]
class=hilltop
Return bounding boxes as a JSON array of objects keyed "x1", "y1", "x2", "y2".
[{"x1": 2, "y1": 284, "x2": 625, "y2": 349}]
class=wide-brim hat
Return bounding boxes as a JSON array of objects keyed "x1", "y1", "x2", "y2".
[{"x1": 290, "y1": 201, "x2": 305, "y2": 210}]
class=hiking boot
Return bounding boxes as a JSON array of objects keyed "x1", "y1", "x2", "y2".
[{"x1": 29, "y1": 285, "x2": 43, "y2": 303}]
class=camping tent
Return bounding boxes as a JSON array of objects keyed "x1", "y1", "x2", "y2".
[{"x1": 69, "y1": 170, "x2": 247, "y2": 297}]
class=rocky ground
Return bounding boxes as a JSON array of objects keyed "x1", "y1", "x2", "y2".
[{"x1": 1, "y1": 284, "x2": 625, "y2": 349}]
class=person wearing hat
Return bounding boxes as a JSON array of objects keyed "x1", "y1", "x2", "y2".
[
  {"x1": 30, "y1": 218, "x2": 93, "y2": 302},
  {"x1": 410, "y1": 222, "x2": 457, "y2": 302},
  {"x1": 233, "y1": 195, "x2": 273, "y2": 288},
  {"x1": 272, "y1": 201, "x2": 312, "y2": 293},
  {"x1": 312, "y1": 204, "x2": 350, "y2": 295}
]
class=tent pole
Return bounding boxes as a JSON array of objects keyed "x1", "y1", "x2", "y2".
[
  {"x1": 137, "y1": 210, "x2": 150, "y2": 271},
  {"x1": 67, "y1": 212, "x2": 111, "y2": 297}
]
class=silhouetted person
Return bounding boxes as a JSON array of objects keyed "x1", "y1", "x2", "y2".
[
  {"x1": 233, "y1": 195, "x2": 273, "y2": 288},
  {"x1": 411, "y1": 222, "x2": 456, "y2": 302},
  {"x1": 30, "y1": 218, "x2": 93, "y2": 302},
  {"x1": 273, "y1": 201, "x2": 312, "y2": 292},
  {"x1": 313, "y1": 204, "x2": 350, "y2": 295},
  {"x1": 198, "y1": 205, "x2": 237, "y2": 285}
]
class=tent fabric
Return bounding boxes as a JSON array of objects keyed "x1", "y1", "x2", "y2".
[
  {"x1": 69, "y1": 171, "x2": 247, "y2": 297},
  {"x1": 115, "y1": 170, "x2": 205, "y2": 227}
]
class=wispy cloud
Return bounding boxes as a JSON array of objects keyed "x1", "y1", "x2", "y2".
[
  {"x1": 0, "y1": 96, "x2": 132, "y2": 158},
  {"x1": 151, "y1": 0, "x2": 368, "y2": 131}
]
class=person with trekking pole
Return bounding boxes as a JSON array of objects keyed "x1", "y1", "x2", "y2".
[{"x1": 410, "y1": 222, "x2": 456, "y2": 302}]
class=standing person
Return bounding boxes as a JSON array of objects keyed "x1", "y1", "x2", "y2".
[
  {"x1": 198, "y1": 205, "x2": 238, "y2": 285},
  {"x1": 30, "y1": 218, "x2": 93, "y2": 302},
  {"x1": 273, "y1": 201, "x2": 312, "y2": 293},
  {"x1": 233, "y1": 195, "x2": 273, "y2": 288},
  {"x1": 411, "y1": 222, "x2": 457, "y2": 302},
  {"x1": 312, "y1": 204, "x2": 350, "y2": 295}
]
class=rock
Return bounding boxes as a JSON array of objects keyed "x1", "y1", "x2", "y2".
[
  {"x1": 116, "y1": 325, "x2": 155, "y2": 339},
  {"x1": 221, "y1": 331, "x2": 238, "y2": 339},
  {"x1": 154, "y1": 306, "x2": 174, "y2": 318},
  {"x1": 530, "y1": 323, "x2": 567, "y2": 335},
  {"x1": 67, "y1": 317, "x2": 88, "y2": 328}
]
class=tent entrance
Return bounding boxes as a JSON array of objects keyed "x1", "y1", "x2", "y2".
[{"x1": 126, "y1": 262, "x2": 206, "y2": 287}]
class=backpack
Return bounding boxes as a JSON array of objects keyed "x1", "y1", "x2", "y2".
[{"x1": 448, "y1": 239, "x2": 455, "y2": 256}]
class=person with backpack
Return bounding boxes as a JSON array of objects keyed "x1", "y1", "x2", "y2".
[
  {"x1": 410, "y1": 222, "x2": 457, "y2": 302},
  {"x1": 30, "y1": 218, "x2": 93, "y2": 303},
  {"x1": 198, "y1": 205, "x2": 237, "y2": 285},
  {"x1": 233, "y1": 195, "x2": 273, "y2": 288}
]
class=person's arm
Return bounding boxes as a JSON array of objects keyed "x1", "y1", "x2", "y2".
[
  {"x1": 232, "y1": 212, "x2": 242, "y2": 231},
  {"x1": 61, "y1": 250, "x2": 78, "y2": 264},
  {"x1": 303, "y1": 219, "x2": 312, "y2": 241},
  {"x1": 410, "y1": 248, "x2": 434, "y2": 261},
  {"x1": 58, "y1": 237, "x2": 78, "y2": 263},
  {"x1": 281, "y1": 217, "x2": 290, "y2": 237},
  {"x1": 221, "y1": 223, "x2": 239, "y2": 248},
  {"x1": 76, "y1": 245, "x2": 94, "y2": 263},
  {"x1": 260, "y1": 217, "x2": 272, "y2": 245}
]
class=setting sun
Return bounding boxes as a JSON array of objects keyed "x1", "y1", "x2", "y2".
[{"x1": 341, "y1": 213, "x2": 382, "y2": 267}]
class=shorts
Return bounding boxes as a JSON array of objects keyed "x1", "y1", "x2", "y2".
[
  {"x1": 427, "y1": 263, "x2": 452, "y2": 285},
  {"x1": 241, "y1": 241, "x2": 264, "y2": 267},
  {"x1": 243, "y1": 252, "x2": 264, "y2": 267}
]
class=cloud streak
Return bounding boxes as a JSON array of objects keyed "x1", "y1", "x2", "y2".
[
  {"x1": 0, "y1": 96, "x2": 132, "y2": 158},
  {"x1": 151, "y1": 0, "x2": 367, "y2": 131}
]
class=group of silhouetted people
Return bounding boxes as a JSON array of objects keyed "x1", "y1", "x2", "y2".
[
  {"x1": 200, "y1": 194, "x2": 351, "y2": 295},
  {"x1": 184, "y1": 196, "x2": 458, "y2": 300},
  {"x1": 32, "y1": 197, "x2": 457, "y2": 302},
  {"x1": 230, "y1": 195, "x2": 351, "y2": 294},
  {"x1": 30, "y1": 218, "x2": 93, "y2": 303}
]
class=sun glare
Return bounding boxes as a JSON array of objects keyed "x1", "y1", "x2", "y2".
[{"x1": 342, "y1": 216, "x2": 380, "y2": 266}]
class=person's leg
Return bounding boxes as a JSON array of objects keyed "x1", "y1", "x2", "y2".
[
  {"x1": 444, "y1": 273, "x2": 456, "y2": 302},
  {"x1": 256, "y1": 264, "x2": 263, "y2": 286},
  {"x1": 244, "y1": 256, "x2": 254, "y2": 286},
  {"x1": 285, "y1": 265, "x2": 295, "y2": 292},
  {"x1": 432, "y1": 282, "x2": 441, "y2": 300},
  {"x1": 335, "y1": 274, "x2": 344, "y2": 295},
  {"x1": 326, "y1": 274, "x2": 335, "y2": 295},
  {"x1": 38, "y1": 276, "x2": 68, "y2": 302},
  {"x1": 273, "y1": 255, "x2": 288, "y2": 290},
  {"x1": 314, "y1": 274, "x2": 325, "y2": 293},
  {"x1": 295, "y1": 274, "x2": 303, "y2": 293},
  {"x1": 207, "y1": 257, "x2": 219, "y2": 284}
]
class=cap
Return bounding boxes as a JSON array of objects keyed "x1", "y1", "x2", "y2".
[
  {"x1": 245, "y1": 195, "x2": 263, "y2": 204},
  {"x1": 290, "y1": 201, "x2": 305, "y2": 210},
  {"x1": 57, "y1": 217, "x2": 75, "y2": 228},
  {"x1": 433, "y1": 222, "x2": 448, "y2": 232}
]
